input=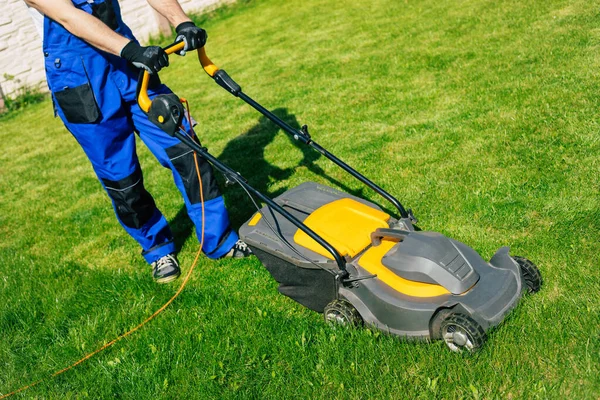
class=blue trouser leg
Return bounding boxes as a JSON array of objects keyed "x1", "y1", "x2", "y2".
[
  {"x1": 46, "y1": 49, "x2": 237, "y2": 263},
  {"x1": 57, "y1": 85, "x2": 176, "y2": 264},
  {"x1": 130, "y1": 84, "x2": 239, "y2": 259}
]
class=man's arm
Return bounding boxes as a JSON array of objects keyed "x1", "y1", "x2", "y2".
[
  {"x1": 146, "y1": 0, "x2": 192, "y2": 27},
  {"x1": 146, "y1": 0, "x2": 207, "y2": 55},
  {"x1": 24, "y1": 0, "x2": 130, "y2": 55},
  {"x1": 25, "y1": 0, "x2": 201, "y2": 72}
]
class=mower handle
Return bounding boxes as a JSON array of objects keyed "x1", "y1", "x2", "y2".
[
  {"x1": 135, "y1": 41, "x2": 412, "y2": 271},
  {"x1": 137, "y1": 41, "x2": 220, "y2": 113}
]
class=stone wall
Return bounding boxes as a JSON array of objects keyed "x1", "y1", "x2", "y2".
[{"x1": 0, "y1": 0, "x2": 228, "y2": 98}]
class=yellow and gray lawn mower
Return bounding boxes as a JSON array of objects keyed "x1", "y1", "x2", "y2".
[{"x1": 140, "y1": 42, "x2": 542, "y2": 353}]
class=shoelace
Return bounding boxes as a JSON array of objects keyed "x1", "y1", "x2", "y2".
[
  {"x1": 154, "y1": 255, "x2": 176, "y2": 272},
  {"x1": 234, "y1": 240, "x2": 249, "y2": 252}
]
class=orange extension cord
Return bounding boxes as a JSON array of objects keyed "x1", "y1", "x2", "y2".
[{"x1": 1, "y1": 100, "x2": 205, "y2": 399}]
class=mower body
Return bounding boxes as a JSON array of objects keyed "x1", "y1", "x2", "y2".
[
  {"x1": 138, "y1": 43, "x2": 539, "y2": 350},
  {"x1": 240, "y1": 182, "x2": 525, "y2": 339}
]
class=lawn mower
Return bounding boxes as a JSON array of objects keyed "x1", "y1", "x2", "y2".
[{"x1": 138, "y1": 42, "x2": 542, "y2": 352}]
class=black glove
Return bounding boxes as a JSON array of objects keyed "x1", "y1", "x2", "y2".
[
  {"x1": 175, "y1": 21, "x2": 207, "y2": 55},
  {"x1": 120, "y1": 41, "x2": 169, "y2": 74}
]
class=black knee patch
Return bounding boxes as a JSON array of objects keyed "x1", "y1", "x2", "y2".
[
  {"x1": 102, "y1": 169, "x2": 156, "y2": 229},
  {"x1": 165, "y1": 142, "x2": 220, "y2": 204}
]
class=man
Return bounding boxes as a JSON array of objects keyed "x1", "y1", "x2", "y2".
[{"x1": 24, "y1": 0, "x2": 252, "y2": 283}]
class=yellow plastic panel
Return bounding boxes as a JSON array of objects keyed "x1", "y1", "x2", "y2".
[
  {"x1": 358, "y1": 240, "x2": 450, "y2": 298},
  {"x1": 248, "y1": 213, "x2": 262, "y2": 226},
  {"x1": 293, "y1": 198, "x2": 390, "y2": 259}
]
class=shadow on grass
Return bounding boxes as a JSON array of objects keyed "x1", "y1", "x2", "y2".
[
  {"x1": 169, "y1": 108, "x2": 363, "y2": 251},
  {"x1": 170, "y1": 207, "x2": 195, "y2": 253}
]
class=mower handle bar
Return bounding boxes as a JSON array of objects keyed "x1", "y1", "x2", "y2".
[
  {"x1": 137, "y1": 41, "x2": 219, "y2": 113},
  {"x1": 136, "y1": 41, "x2": 414, "y2": 272},
  {"x1": 136, "y1": 42, "x2": 350, "y2": 273}
]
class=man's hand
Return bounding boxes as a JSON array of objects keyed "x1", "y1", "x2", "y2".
[
  {"x1": 175, "y1": 22, "x2": 207, "y2": 55},
  {"x1": 120, "y1": 41, "x2": 169, "y2": 74}
]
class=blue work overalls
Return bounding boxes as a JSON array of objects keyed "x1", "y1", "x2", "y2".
[{"x1": 43, "y1": 0, "x2": 239, "y2": 262}]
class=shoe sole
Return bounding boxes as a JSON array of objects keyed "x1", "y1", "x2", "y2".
[
  {"x1": 222, "y1": 251, "x2": 254, "y2": 259},
  {"x1": 155, "y1": 271, "x2": 181, "y2": 284}
]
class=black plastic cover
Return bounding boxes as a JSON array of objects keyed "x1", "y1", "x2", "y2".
[
  {"x1": 148, "y1": 94, "x2": 184, "y2": 136},
  {"x1": 214, "y1": 70, "x2": 241, "y2": 96},
  {"x1": 381, "y1": 231, "x2": 480, "y2": 294}
]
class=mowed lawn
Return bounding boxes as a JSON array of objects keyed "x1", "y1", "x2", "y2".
[{"x1": 1, "y1": 0, "x2": 599, "y2": 398}]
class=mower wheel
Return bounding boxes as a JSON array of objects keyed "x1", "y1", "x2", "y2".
[
  {"x1": 429, "y1": 308, "x2": 452, "y2": 340},
  {"x1": 512, "y1": 256, "x2": 542, "y2": 294},
  {"x1": 439, "y1": 313, "x2": 486, "y2": 353},
  {"x1": 323, "y1": 300, "x2": 362, "y2": 327}
]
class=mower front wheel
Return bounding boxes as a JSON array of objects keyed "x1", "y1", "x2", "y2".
[
  {"x1": 323, "y1": 300, "x2": 362, "y2": 327},
  {"x1": 512, "y1": 256, "x2": 542, "y2": 294},
  {"x1": 439, "y1": 313, "x2": 487, "y2": 353}
]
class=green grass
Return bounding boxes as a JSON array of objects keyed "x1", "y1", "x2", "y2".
[
  {"x1": 0, "y1": 79, "x2": 47, "y2": 117},
  {"x1": 1, "y1": 0, "x2": 599, "y2": 398}
]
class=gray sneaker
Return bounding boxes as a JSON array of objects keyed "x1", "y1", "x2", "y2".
[
  {"x1": 223, "y1": 240, "x2": 253, "y2": 258},
  {"x1": 151, "y1": 254, "x2": 181, "y2": 283}
]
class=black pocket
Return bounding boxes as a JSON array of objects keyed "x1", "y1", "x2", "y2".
[
  {"x1": 91, "y1": 1, "x2": 118, "y2": 30},
  {"x1": 54, "y1": 83, "x2": 101, "y2": 124}
]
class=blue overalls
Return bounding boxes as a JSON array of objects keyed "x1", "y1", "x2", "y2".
[{"x1": 43, "y1": 0, "x2": 239, "y2": 262}]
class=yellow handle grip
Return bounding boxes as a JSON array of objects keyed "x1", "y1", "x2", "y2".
[
  {"x1": 137, "y1": 42, "x2": 220, "y2": 113},
  {"x1": 198, "y1": 47, "x2": 219, "y2": 77},
  {"x1": 138, "y1": 41, "x2": 186, "y2": 112}
]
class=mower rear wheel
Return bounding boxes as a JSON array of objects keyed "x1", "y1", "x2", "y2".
[
  {"x1": 512, "y1": 256, "x2": 542, "y2": 294},
  {"x1": 439, "y1": 313, "x2": 486, "y2": 353},
  {"x1": 323, "y1": 300, "x2": 362, "y2": 327}
]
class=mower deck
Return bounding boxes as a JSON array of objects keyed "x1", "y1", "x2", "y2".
[{"x1": 240, "y1": 182, "x2": 531, "y2": 349}]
